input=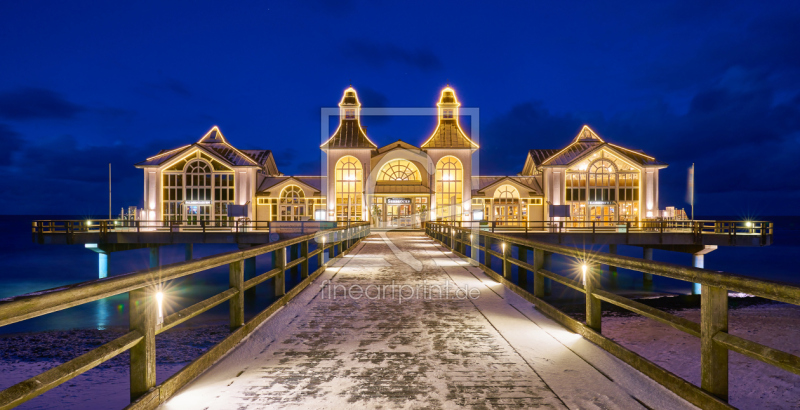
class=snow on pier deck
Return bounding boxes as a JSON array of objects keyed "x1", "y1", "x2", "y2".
[{"x1": 160, "y1": 232, "x2": 696, "y2": 409}]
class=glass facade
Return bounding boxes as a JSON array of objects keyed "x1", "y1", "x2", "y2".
[
  {"x1": 162, "y1": 158, "x2": 234, "y2": 225},
  {"x1": 435, "y1": 156, "x2": 462, "y2": 221},
  {"x1": 564, "y1": 152, "x2": 640, "y2": 223},
  {"x1": 335, "y1": 156, "x2": 363, "y2": 221},
  {"x1": 378, "y1": 159, "x2": 420, "y2": 181}
]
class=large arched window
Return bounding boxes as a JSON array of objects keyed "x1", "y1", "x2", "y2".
[
  {"x1": 184, "y1": 160, "x2": 212, "y2": 224},
  {"x1": 435, "y1": 156, "x2": 463, "y2": 221},
  {"x1": 335, "y1": 156, "x2": 363, "y2": 221},
  {"x1": 378, "y1": 159, "x2": 420, "y2": 181},
  {"x1": 589, "y1": 160, "x2": 616, "y2": 202}
]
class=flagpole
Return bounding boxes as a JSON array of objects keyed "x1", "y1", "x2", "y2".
[{"x1": 691, "y1": 163, "x2": 694, "y2": 221}]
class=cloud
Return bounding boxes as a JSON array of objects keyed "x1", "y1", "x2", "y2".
[
  {"x1": 0, "y1": 87, "x2": 85, "y2": 120},
  {"x1": 0, "y1": 124, "x2": 24, "y2": 163},
  {"x1": 342, "y1": 40, "x2": 442, "y2": 72},
  {"x1": 141, "y1": 78, "x2": 192, "y2": 99}
]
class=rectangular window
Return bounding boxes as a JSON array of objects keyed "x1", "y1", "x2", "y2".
[
  {"x1": 566, "y1": 189, "x2": 572, "y2": 201},
  {"x1": 589, "y1": 189, "x2": 595, "y2": 201},
  {"x1": 345, "y1": 109, "x2": 355, "y2": 119},
  {"x1": 610, "y1": 190, "x2": 615, "y2": 201},
  {"x1": 443, "y1": 109, "x2": 454, "y2": 119},
  {"x1": 633, "y1": 189, "x2": 639, "y2": 201}
]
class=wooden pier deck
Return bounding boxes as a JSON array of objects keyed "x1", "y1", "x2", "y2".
[{"x1": 158, "y1": 232, "x2": 694, "y2": 409}]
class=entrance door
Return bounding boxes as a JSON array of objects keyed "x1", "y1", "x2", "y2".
[
  {"x1": 187, "y1": 205, "x2": 210, "y2": 225},
  {"x1": 494, "y1": 204, "x2": 519, "y2": 226},
  {"x1": 590, "y1": 205, "x2": 616, "y2": 226},
  {"x1": 386, "y1": 205, "x2": 411, "y2": 227},
  {"x1": 280, "y1": 204, "x2": 305, "y2": 221}
]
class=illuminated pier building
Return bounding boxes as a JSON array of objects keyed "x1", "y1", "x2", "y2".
[{"x1": 137, "y1": 87, "x2": 667, "y2": 226}]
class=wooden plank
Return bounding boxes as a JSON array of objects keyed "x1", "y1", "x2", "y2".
[
  {"x1": 158, "y1": 288, "x2": 237, "y2": 334},
  {"x1": 243, "y1": 268, "x2": 281, "y2": 290},
  {"x1": 0, "y1": 331, "x2": 142, "y2": 410},
  {"x1": 592, "y1": 288, "x2": 701, "y2": 337},
  {"x1": 537, "y1": 268, "x2": 585, "y2": 293},
  {"x1": 714, "y1": 332, "x2": 800, "y2": 376}
]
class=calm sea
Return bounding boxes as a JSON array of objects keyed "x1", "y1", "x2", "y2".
[{"x1": 0, "y1": 215, "x2": 798, "y2": 334}]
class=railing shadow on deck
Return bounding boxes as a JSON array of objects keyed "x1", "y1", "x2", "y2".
[
  {"x1": 426, "y1": 222, "x2": 798, "y2": 410},
  {"x1": 0, "y1": 222, "x2": 370, "y2": 410}
]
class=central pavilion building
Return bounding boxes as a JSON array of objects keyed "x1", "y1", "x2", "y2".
[{"x1": 136, "y1": 86, "x2": 668, "y2": 227}]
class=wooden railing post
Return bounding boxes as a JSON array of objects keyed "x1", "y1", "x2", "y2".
[
  {"x1": 584, "y1": 264, "x2": 601, "y2": 332},
  {"x1": 275, "y1": 246, "x2": 286, "y2": 297},
  {"x1": 300, "y1": 239, "x2": 309, "y2": 279},
  {"x1": 129, "y1": 286, "x2": 156, "y2": 402},
  {"x1": 701, "y1": 285, "x2": 729, "y2": 401},
  {"x1": 533, "y1": 248, "x2": 544, "y2": 298},
  {"x1": 229, "y1": 260, "x2": 244, "y2": 330},
  {"x1": 502, "y1": 242, "x2": 510, "y2": 279}
]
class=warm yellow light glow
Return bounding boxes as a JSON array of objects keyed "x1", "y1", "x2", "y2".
[
  {"x1": 320, "y1": 86, "x2": 378, "y2": 149},
  {"x1": 86, "y1": 220, "x2": 92, "y2": 226},
  {"x1": 420, "y1": 86, "x2": 480, "y2": 149},
  {"x1": 745, "y1": 221, "x2": 752, "y2": 228},
  {"x1": 502, "y1": 243, "x2": 506, "y2": 253},
  {"x1": 608, "y1": 143, "x2": 656, "y2": 160},
  {"x1": 156, "y1": 291, "x2": 164, "y2": 325},
  {"x1": 145, "y1": 144, "x2": 191, "y2": 161},
  {"x1": 582, "y1": 264, "x2": 588, "y2": 285}
]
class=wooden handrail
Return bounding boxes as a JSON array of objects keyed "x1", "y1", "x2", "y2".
[
  {"x1": 425, "y1": 222, "x2": 798, "y2": 409},
  {"x1": 0, "y1": 222, "x2": 371, "y2": 410}
]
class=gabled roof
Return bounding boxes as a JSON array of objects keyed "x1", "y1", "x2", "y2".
[
  {"x1": 135, "y1": 126, "x2": 278, "y2": 173},
  {"x1": 529, "y1": 125, "x2": 667, "y2": 169},
  {"x1": 256, "y1": 176, "x2": 323, "y2": 195},
  {"x1": 472, "y1": 176, "x2": 543, "y2": 196}
]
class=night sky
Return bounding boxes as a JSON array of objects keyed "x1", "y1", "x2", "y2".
[{"x1": 1, "y1": 1, "x2": 798, "y2": 217}]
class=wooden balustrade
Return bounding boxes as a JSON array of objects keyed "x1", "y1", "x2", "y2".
[
  {"x1": 425, "y1": 222, "x2": 798, "y2": 410},
  {"x1": 0, "y1": 223, "x2": 370, "y2": 410}
]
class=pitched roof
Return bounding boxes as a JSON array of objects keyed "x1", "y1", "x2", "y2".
[
  {"x1": 472, "y1": 176, "x2": 543, "y2": 196},
  {"x1": 136, "y1": 126, "x2": 277, "y2": 173},
  {"x1": 321, "y1": 120, "x2": 377, "y2": 149},
  {"x1": 257, "y1": 176, "x2": 323, "y2": 195},
  {"x1": 528, "y1": 126, "x2": 667, "y2": 168},
  {"x1": 421, "y1": 121, "x2": 478, "y2": 149}
]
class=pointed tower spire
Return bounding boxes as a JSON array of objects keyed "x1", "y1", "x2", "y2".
[
  {"x1": 421, "y1": 86, "x2": 478, "y2": 149},
  {"x1": 321, "y1": 86, "x2": 377, "y2": 149}
]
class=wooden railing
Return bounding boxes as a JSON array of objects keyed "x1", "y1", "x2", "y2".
[
  {"x1": 1, "y1": 222, "x2": 370, "y2": 410},
  {"x1": 426, "y1": 223, "x2": 798, "y2": 410}
]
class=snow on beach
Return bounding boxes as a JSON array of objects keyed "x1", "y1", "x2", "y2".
[
  {"x1": 601, "y1": 302, "x2": 800, "y2": 409},
  {"x1": 0, "y1": 324, "x2": 229, "y2": 410}
]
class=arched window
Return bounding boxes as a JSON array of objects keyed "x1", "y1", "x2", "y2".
[
  {"x1": 280, "y1": 185, "x2": 305, "y2": 204},
  {"x1": 494, "y1": 185, "x2": 519, "y2": 203},
  {"x1": 184, "y1": 160, "x2": 212, "y2": 224},
  {"x1": 280, "y1": 185, "x2": 306, "y2": 221},
  {"x1": 378, "y1": 159, "x2": 420, "y2": 181},
  {"x1": 435, "y1": 156, "x2": 463, "y2": 221},
  {"x1": 335, "y1": 156, "x2": 363, "y2": 221},
  {"x1": 589, "y1": 160, "x2": 616, "y2": 202}
]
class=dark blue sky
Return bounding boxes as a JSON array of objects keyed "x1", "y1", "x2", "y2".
[{"x1": 1, "y1": 0, "x2": 798, "y2": 217}]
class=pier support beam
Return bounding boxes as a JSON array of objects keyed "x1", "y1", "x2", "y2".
[
  {"x1": 642, "y1": 247, "x2": 653, "y2": 285},
  {"x1": 692, "y1": 246, "x2": 717, "y2": 295},
  {"x1": 149, "y1": 246, "x2": 160, "y2": 269},
  {"x1": 98, "y1": 252, "x2": 108, "y2": 279},
  {"x1": 185, "y1": 243, "x2": 193, "y2": 261}
]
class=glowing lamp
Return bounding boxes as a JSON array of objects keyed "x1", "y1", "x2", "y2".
[
  {"x1": 86, "y1": 220, "x2": 92, "y2": 226},
  {"x1": 155, "y1": 291, "x2": 164, "y2": 325},
  {"x1": 745, "y1": 221, "x2": 752, "y2": 228},
  {"x1": 501, "y1": 243, "x2": 506, "y2": 253},
  {"x1": 582, "y1": 264, "x2": 588, "y2": 285}
]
